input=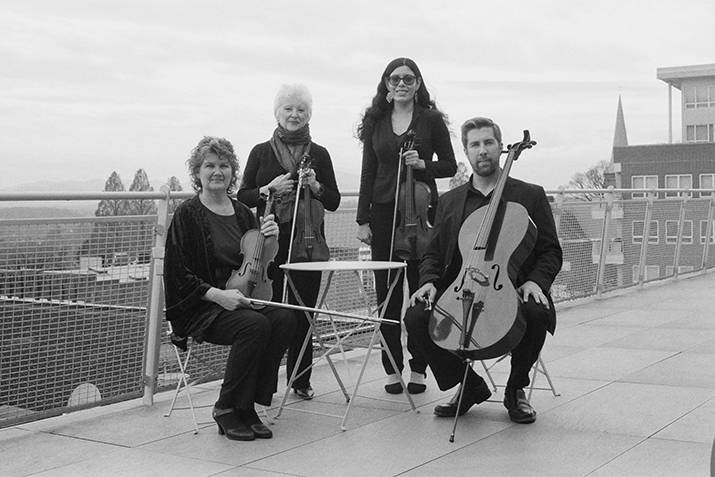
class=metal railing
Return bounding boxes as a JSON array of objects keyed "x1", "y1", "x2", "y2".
[{"x1": 0, "y1": 187, "x2": 713, "y2": 427}]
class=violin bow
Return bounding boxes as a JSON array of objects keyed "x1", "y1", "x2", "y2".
[
  {"x1": 282, "y1": 154, "x2": 311, "y2": 304},
  {"x1": 247, "y1": 298, "x2": 399, "y2": 325}
]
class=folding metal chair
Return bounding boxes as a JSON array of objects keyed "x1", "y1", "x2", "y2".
[
  {"x1": 163, "y1": 323, "x2": 200, "y2": 434},
  {"x1": 481, "y1": 352, "x2": 560, "y2": 400}
]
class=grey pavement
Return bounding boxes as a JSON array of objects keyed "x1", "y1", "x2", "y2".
[{"x1": 2, "y1": 273, "x2": 715, "y2": 476}]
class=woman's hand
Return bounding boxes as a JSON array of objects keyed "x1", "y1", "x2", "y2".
[
  {"x1": 300, "y1": 167, "x2": 322, "y2": 195},
  {"x1": 266, "y1": 172, "x2": 295, "y2": 196},
  {"x1": 204, "y1": 287, "x2": 250, "y2": 310},
  {"x1": 410, "y1": 282, "x2": 436, "y2": 308},
  {"x1": 260, "y1": 214, "x2": 279, "y2": 238},
  {"x1": 402, "y1": 150, "x2": 425, "y2": 170},
  {"x1": 356, "y1": 223, "x2": 372, "y2": 245}
]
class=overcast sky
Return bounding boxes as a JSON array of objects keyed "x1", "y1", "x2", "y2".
[{"x1": 2, "y1": 0, "x2": 714, "y2": 192}]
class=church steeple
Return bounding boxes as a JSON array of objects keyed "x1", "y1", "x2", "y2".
[{"x1": 613, "y1": 95, "x2": 628, "y2": 149}]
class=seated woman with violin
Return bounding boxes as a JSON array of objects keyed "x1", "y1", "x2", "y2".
[
  {"x1": 356, "y1": 57, "x2": 456, "y2": 395},
  {"x1": 238, "y1": 84, "x2": 340, "y2": 400},
  {"x1": 164, "y1": 136, "x2": 296, "y2": 441}
]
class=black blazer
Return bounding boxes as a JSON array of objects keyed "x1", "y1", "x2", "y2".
[{"x1": 419, "y1": 177, "x2": 562, "y2": 333}]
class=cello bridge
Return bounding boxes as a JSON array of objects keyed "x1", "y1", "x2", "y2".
[{"x1": 467, "y1": 267, "x2": 489, "y2": 287}]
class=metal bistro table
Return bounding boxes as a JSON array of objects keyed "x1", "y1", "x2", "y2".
[{"x1": 275, "y1": 260, "x2": 417, "y2": 430}]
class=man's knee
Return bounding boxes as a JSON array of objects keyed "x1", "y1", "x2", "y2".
[{"x1": 404, "y1": 304, "x2": 430, "y2": 335}]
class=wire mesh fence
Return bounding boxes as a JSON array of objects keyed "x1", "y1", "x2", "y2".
[{"x1": 2, "y1": 190, "x2": 714, "y2": 428}]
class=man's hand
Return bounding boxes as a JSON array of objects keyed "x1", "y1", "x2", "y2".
[
  {"x1": 356, "y1": 223, "x2": 372, "y2": 245},
  {"x1": 517, "y1": 280, "x2": 549, "y2": 309},
  {"x1": 204, "y1": 287, "x2": 250, "y2": 310},
  {"x1": 410, "y1": 282, "x2": 436, "y2": 308}
]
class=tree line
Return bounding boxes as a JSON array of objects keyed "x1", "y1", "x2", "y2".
[{"x1": 96, "y1": 169, "x2": 184, "y2": 217}]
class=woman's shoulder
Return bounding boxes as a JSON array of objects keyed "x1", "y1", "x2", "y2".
[
  {"x1": 248, "y1": 141, "x2": 272, "y2": 156},
  {"x1": 310, "y1": 141, "x2": 330, "y2": 157}
]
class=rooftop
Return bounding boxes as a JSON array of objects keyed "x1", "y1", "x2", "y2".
[
  {"x1": 657, "y1": 63, "x2": 715, "y2": 89},
  {"x1": 2, "y1": 272, "x2": 714, "y2": 477}
]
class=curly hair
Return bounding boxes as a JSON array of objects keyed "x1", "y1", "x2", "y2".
[
  {"x1": 356, "y1": 57, "x2": 447, "y2": 142},
  {"x1": 186, "y1": 136, "x2": 239, "y2": 193}
]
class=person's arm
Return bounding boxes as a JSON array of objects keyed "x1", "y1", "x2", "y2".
[
  {"x1": 423, "y1": 114, "x2": 457, "y2": 179},
  {"x1": 356, "y1": 131, "x2": 377, "y2": 226},
  {"x1": 418, "y1": 197, "x2": 448, "y2": 287},
  {"x1": 525, "y1": 187, "x2": 563, "y2": 293},
  {"x1": 313, "y1": 147, "x2": 341, "y2": 211},
  {"x1": 237, "y1": 144, "x2": 263, "y2": 208}
]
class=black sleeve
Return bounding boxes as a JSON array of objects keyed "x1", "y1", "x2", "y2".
[
  {"x1": 356, "y1": 131, "x2": 377, "y2": 225},
  {"x1": 526, "y1": 187, "x2": 563, "y2": 292},
  {"x1": 237, "y1": 144, "x2": 262, "y2": 208},
  {"x1": 314, "y1": 147, "x2": 341, "y2": 211},
  {"x1": 424, "y1": 115, "x2": 457, "y2": 179}
]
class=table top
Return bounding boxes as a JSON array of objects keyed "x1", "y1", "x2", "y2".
[{"x1": 280, "y1": 260, "x2": 406, "y2": 272}]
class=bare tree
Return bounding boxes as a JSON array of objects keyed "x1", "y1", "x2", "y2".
[
  {"x1": 449, "y1": 162, "x2": 471, "y2": 189},
  {"x1": 567, "y1": 160, "x2": 609, "y2": 201}
]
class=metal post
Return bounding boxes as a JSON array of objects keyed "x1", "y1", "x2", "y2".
[
  {"x1": 672, "y1": 195, "x2": 688, "y2": 278},
  {"x1": 143, "y1": 186, "x2": 170, "y2": 405},
  {"x1": 668, "y1": 84, "x2": 673, "y2": 144},
  {"x1": 700, "y1": 196, "x2": 715, "y2": 271},
  {"x1": 637, "y1": 191, "x2": 655, "y2": 286},
  {"x1": 596, "y1": 187, "x2": 614, "y2": 298}
]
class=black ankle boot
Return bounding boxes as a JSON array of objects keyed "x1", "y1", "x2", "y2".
[{"x1": 212, "y1": 408, "x2": 255, "y2": 441}]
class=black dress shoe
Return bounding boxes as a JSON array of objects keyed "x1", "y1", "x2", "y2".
[
  {"x1": 407, "y1": 382, "x2": 426, "y2": 394},
  {"x1": 433, "y1": 380, "x2": 492, "y2": 417},
  {"x1": 384, "y1": 382, "x2": 404, "y2": 394},
  {"x1": 238, "y1": 409, "x2": 273, "y2": 439},
  {"x1": 503, "y1": 388, "x2": 536, "y2": 424},
  {"x1": 293, "y1": 386, "x2": 314, "y2": 400},
  {"x1": 213, "y1": 409, "x2": 255, "y2": 441}
]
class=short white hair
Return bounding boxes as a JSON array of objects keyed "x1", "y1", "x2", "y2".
[{"x1": 273, "y1": 84, "x2": 313, "y2": 120}]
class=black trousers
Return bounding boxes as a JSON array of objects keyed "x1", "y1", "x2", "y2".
[
  {"x1": 272, "y1": 229, "x2": 322, "y2": 389},
  {"x1": 202, "y1": 306, "x2": 296, "y2": 409},
  {"x1": 370, "y1": 203, "x2": 427, "y2": 376},
  {"x1": 404, "y1": 297, "x2": 549, "y2": 392}
]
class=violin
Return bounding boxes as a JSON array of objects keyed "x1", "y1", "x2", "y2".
[
  {"x1": 428, "y1": 131, "x2": 537, "y2": 360},
  {"x1": 225, "y1": 191, "x2": 279, "y2": 309},
  {"x1": 289, "y1": 155, "x2": 330, "y2": 263},
  {"x1": 392, "y1": 130, "x2": 432, "y2": 261}
]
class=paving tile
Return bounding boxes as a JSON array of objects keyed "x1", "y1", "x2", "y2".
[
  {"x1": 401, "y1": 425, "x2": 641, "y2": 477},
  {"x1": 653, "y1": 398, "x2": 715, "y2": 444},
  {"x1": 601, "y1": 328, "x2": 715, "y2": 352},
  {"x1": 686, "y1": 339, "x2": 715, "y2": 354},
  {"x1": 212, "y1": 467, "x2": 300, "y2": 476},
  {"x1": 588, "y1": 438, "x2": 711, "y2": 477},
  {"x1": 247, "y1": 404, "x2": 512, "y2": 477},
  {"x1": 0, "y1": 428, "x2": 119, "y2": 477},
  {"x1": 541, "y1": 381, "x2": 714, "y2": 437},
  {"x1": 586, "y1": 308, "x2": 692, "y2": 328},
  {"x1": 30, "y1": 446, "x2": 232, "y2": 476},
  {"x1": 657, "y1": 313, "x2": 715, "y2": 330},
  {"x1": 548, "y1": 324, "x2": 645, "y2": 348},
  {"x1": 546, "y1": 347, "x2": 675, "y2": 381},
  {"x1": 621, "y1": 352, "x2": 715, "y2": 389}
]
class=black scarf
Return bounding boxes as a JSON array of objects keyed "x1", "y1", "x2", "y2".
[{"x1": 269, "y1": 124, "x2": 312, "y2": 223}]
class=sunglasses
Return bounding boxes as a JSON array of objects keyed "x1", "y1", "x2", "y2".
[{"x1": 387, "y1": 74, "x2": 417, "y2": 86}]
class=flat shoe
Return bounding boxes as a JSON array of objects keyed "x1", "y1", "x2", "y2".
[
  {"x1": 294, "y1": 386, "x2": 314, "y2": 400},
  {"x1": 384, "y1": 382, "x2": 403, "y2": 394},
  {"x1": 407, "y1": 382, "x2": 426, "y2": 394}
]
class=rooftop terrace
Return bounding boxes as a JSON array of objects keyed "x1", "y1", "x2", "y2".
[{"x1": 2, "y1": 271, "x2": 714, "y2": 477}]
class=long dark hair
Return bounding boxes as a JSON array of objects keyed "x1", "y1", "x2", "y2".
[{"x1": 356, "y1": 57, "x2": 446, "y2": 142}]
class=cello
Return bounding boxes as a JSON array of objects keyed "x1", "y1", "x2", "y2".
[
  {"x1": 428, "y1": 131, "x2": 537, "y2": 360},
  {"x1": 392, "y1": 130, "x2": 432, "y2": 261},
  {"x1": 288, "y1": 155, "x2": 330, "y2": 263},
  {"x1": 225, "y1": 191, "x2": 279, "y2": 309}
]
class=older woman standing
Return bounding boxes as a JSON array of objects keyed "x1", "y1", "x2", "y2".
[
  {"x1": 356, "y1": 57, "x2": 456, "y2": 395},
  {"x1": 238, "y1": 84, "x2": 341, "y2": 400},
  {"x1": 164, "y1": 137, "x2": 296, "y2": 441}
]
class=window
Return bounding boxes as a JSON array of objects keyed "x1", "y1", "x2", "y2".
[
  {"x1": 685, "y1": 86, "x2": 711, "y2": 109},
  {"x1": 632, "y1": 220, "x2": 659, "y2": 244},
  {"x1": 665, "y1": 220, "x2": 693, "y2": 244},
  {"x1": 631, "y1": 175, "x2": 658, "y2": 198},
  {"x1": 632, "y1": 265, "x2": 660, "y2": 283},
  {"x1": 699, "y1": 174, "x2": 715, "y2": 197},
  {"x1": 665, "y1": 174, "x2": 692, "y2": 197},
  {"x1": 666, "y1": 265, "x2": 694, "y2": 276},
  {"x1": 699, "y1": 220, "x2": 715, "y2": 244},
  {"x1": 685, "y1": 124, "x2": 714, "y2": 143}
]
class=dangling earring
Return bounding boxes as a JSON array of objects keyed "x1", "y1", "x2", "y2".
[
  {"x1": 413, "y1": 92, "x2": 418, "y2": 103},
  {"x1": 386, "y1": 91, "x2": 394, "y2": 103}
]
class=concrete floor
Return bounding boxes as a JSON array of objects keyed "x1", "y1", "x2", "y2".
[{"x1": 2, "y1": 273, "x2": 714, "y2": 476}]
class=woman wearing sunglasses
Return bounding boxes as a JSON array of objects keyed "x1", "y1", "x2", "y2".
[{"x1": 356, "y1": 57, "x2": 456, "y2": 395}]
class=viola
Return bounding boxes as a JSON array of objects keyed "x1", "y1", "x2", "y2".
[
  {"x1": 289, "y1": 155, "x2": 330, "y2": 263},
  {"x1": 429, "y1": 131, "x2": 537, "y2": 360},
  {"x1": 393, "y1": 130, "x2": 432, "y2": 261},
  {"x1": 225, "y1": 191, "x2": 279, "y2": 309}
]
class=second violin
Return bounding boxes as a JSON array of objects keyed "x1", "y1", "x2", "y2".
[{"x1": 288, "y1": 155, "x2": 330, "y2": 263}]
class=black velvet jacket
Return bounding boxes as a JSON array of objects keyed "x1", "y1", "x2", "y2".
[
  {"x1": 419, "y1": 177, "x2": 563, "y2": 333},
  {"x1": 163, "y1": 195, "x2": 256, "y2": 340},
  {"x1": 356, "y1": 105, "x2": 457, "y2": 225}
]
